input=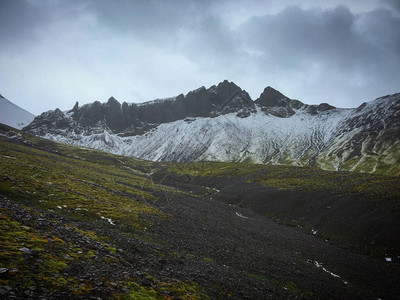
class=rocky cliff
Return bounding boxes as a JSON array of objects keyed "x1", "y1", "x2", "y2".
[{"x1": 23, "y1": 81, "x2": 400, "y2": 175}]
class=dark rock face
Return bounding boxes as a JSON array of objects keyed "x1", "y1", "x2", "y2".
[
  {"x1": 255, "y1": 86, "x2": 304, "y2": 118},
  {"x1": 24, "y1": 80, "x2": 257, "y2": 135},
  {"x1": 24, "y1": 109, "x2": 72, "y2": 135},
  {"x1": 23, "y1": 80, "x2": 341, "y2": 136},
  {"x1": 255, "y1": 86, "x2": 290, "y2": 107},
  {"x1": 255, "y1": 86, "x2": 337, "y2": 118}
]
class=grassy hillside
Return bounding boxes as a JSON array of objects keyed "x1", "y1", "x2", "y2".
[
  {"x1": 0, "y1": 124, "x2": 209, "y2": 299},
  {"x1": 1, "y1": 123, "x2": 399, "y2": 299},
  {"x1": 167, "y1": 161, "x2": 399, "y2": 202}
]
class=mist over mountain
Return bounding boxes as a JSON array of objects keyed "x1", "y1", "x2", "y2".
[{"x1": 23, "y1": 81, "x2": 400, "y2": 175}]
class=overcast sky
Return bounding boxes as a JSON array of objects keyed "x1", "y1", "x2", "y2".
[{"x1": 1, "y1": 0, "x2": 399, "y2": 115}]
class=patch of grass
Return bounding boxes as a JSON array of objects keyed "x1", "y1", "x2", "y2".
[
  {"x1": 284, "y1": 281, "x2": 314, "y2": 298},
  {"x1": 158, "y1": 280, "x2": 210, "y2": 300},
  {"x1": 169, "y1": 160, "x2": 400, "y2": 203},
  {"x1": 167, "y1": 161, "x2": 265, "y2": 178},
  {"x1": 122, "y1": 279, "x2": 210, "y2": 300},
  {"x1": 124, "y1": 282, "x2": 161, "y2": 299},
  {"x1": 248, "y1": 165, "x2": 400, "y2": 203},
  {"x1": 284, "y1": 281, "x2": 301, "y2": 294},
  {"x1": 0, "y1": 134, "x2": 165, "y2": 230},
  {"x1": 0, "y1": 209, "x2": 80, "y2": 291},
  {"x1": 248, "y1": 273, "x2": 279, "y2": 285}
]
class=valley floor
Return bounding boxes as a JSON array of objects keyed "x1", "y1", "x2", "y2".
[
  {"x1": 1, "y1": 187, "x2": 399, "y2": 299},
  {"x1": 1, "y1": 124, "x2": 399, "y2": 299}
]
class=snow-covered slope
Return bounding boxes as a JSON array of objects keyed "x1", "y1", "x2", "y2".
[
  {"x1": 316, "y1": 93, "x2": 400, "y2": 174},
  {"x1": 0, "y1": 95, "x2": 35, "y2": 129},
  {"x1": 23, "y1": 82, "x2": 400, "y2": 175}
]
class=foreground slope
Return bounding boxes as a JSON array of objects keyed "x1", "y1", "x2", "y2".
[
  {"x1": 24, "y1": 82, "x2": 400, "y2": 175},
  {"x1": 1, "y1": 123, "x2": 400, "y2": 299}
]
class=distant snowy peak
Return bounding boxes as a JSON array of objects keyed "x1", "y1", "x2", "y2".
[
  {"x1": 0, "y1": 95, "x2": 35, "y2": 129},
  {"x1": 23, "y1": 82, "x2": 400, "y2": 175}
]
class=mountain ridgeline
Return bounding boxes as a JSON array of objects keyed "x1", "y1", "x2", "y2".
[
  {"x1": 26, "y1": 80, "x2": 257, "y2": 135},
  {"x1": 24, "y1": 80, "x2": 400, "y2": 175}
]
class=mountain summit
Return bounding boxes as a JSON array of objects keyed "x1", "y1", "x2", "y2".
[{"x1": 23, "y1": 82, "x2": 400, "y2": 175}]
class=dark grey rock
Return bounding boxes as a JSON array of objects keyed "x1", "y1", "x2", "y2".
[
  {"x1": 0, "y1": 286, "x2": 12, "y2": 296},
  {"x1": 0, "y1": 268, "x2": 8, "y2": 275},
  {"x1": 23, "y1": 80, "x2": 257, "y2": 137},
  {"x1": 19, "y1": 247, "x2": 32, "y2": 255}
]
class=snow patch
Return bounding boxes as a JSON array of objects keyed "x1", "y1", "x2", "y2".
[
  {"x1": 1, "y1": 154, "x2": 17, "y2": 159},
  {"x1": 313, "y1": 261, "x2": 343, "y2": 281},
  {"x1": 136, "y1": 96, "x2": 177, "y2": 107},
  {"x1": 100, "y1": 215, "x2": 115, "y2": 225},
  {"x1": 235, "y1": 212, "x2": 249, "y2": 219}
]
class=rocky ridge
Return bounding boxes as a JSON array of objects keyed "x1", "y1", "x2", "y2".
[{"x1": 23, "y1": 81, "x2": 400, "y2": 175}]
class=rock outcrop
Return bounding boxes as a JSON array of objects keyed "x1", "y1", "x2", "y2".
[{"x1": 22, "y1": 82, "x2": 400, "y2": 175}]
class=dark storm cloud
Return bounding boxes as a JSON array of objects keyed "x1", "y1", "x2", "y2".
[
  {"x1": 0, "y1": 0, "x2": 399, "y2": 113},
  {"x1": 0, "y1": 0, "x2": 90, "y2": 58},
  {"x1": 234, "y1": 5, "x2": 400, "y2": 104},
  {"x1": 85, "y1": 1, "x2": 400, "y2": 105},
  {"x1": 0, "y1": 1, "x2": 43, "y2": 46},
  {"x1": 385, "y1": 0, "x2": 400, "y2": 12}
]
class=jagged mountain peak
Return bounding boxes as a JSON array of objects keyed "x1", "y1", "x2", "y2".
[
  {"x1": 255, "y1": 86, "x2": 304, "y2": 117},
  {"x1": 107, "y1": 96, "x2": 120, "y2": 105},
  {"x1": 256, "y1": 86, "x2": 288, "y2": 107},
  {"x1": 22, "y1": 84, "x2": 400, "y2": 175},
  {"x1": 216, "y1": 79, "x2": 239, "y2": 90},
  {"x1": 69, "y1": 101, "x2": 79, "y2": 113}
]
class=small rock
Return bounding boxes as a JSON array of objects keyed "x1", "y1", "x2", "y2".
[
  {"x1": 24, "y1": 289, "x2": 34, "y2": 297},
  {"x1": 0, "y1": 286, "x2": 12, "y2": 296},
  {"x1": 142, "y1": 277, "x2": 152, "y2": 286},
  {"x1": 8, "y1": 268, "x2": 19, "y2": 275},
  {"x1": 0, "y1": 268, "x2": 8, "y2": 275},
  {"x1": 20, "y1": 247, "x2": 32, "y2": 255}
]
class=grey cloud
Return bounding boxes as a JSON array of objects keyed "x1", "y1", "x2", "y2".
[
  {"x1": 234, "y1": 5, "x2": 400, "y2": 105},
  {"x1": 0, "y1": 0, "x2": 90, "y2": 53},
  {"x1": 86, "y1": 0, "x2": 213, "y2": 46},
  {"x1": 0, "y1": 0, "x2": 399, "y2": 112},
  {"x1": 385, "y1": 0, "x2": 400, "y2": 12},
  {"x1": 238, "y1": 6, "x2": 372, "y2": 70},
  {"x1": 0, "y1": 1, "x2": 44, "y2": 45}
]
